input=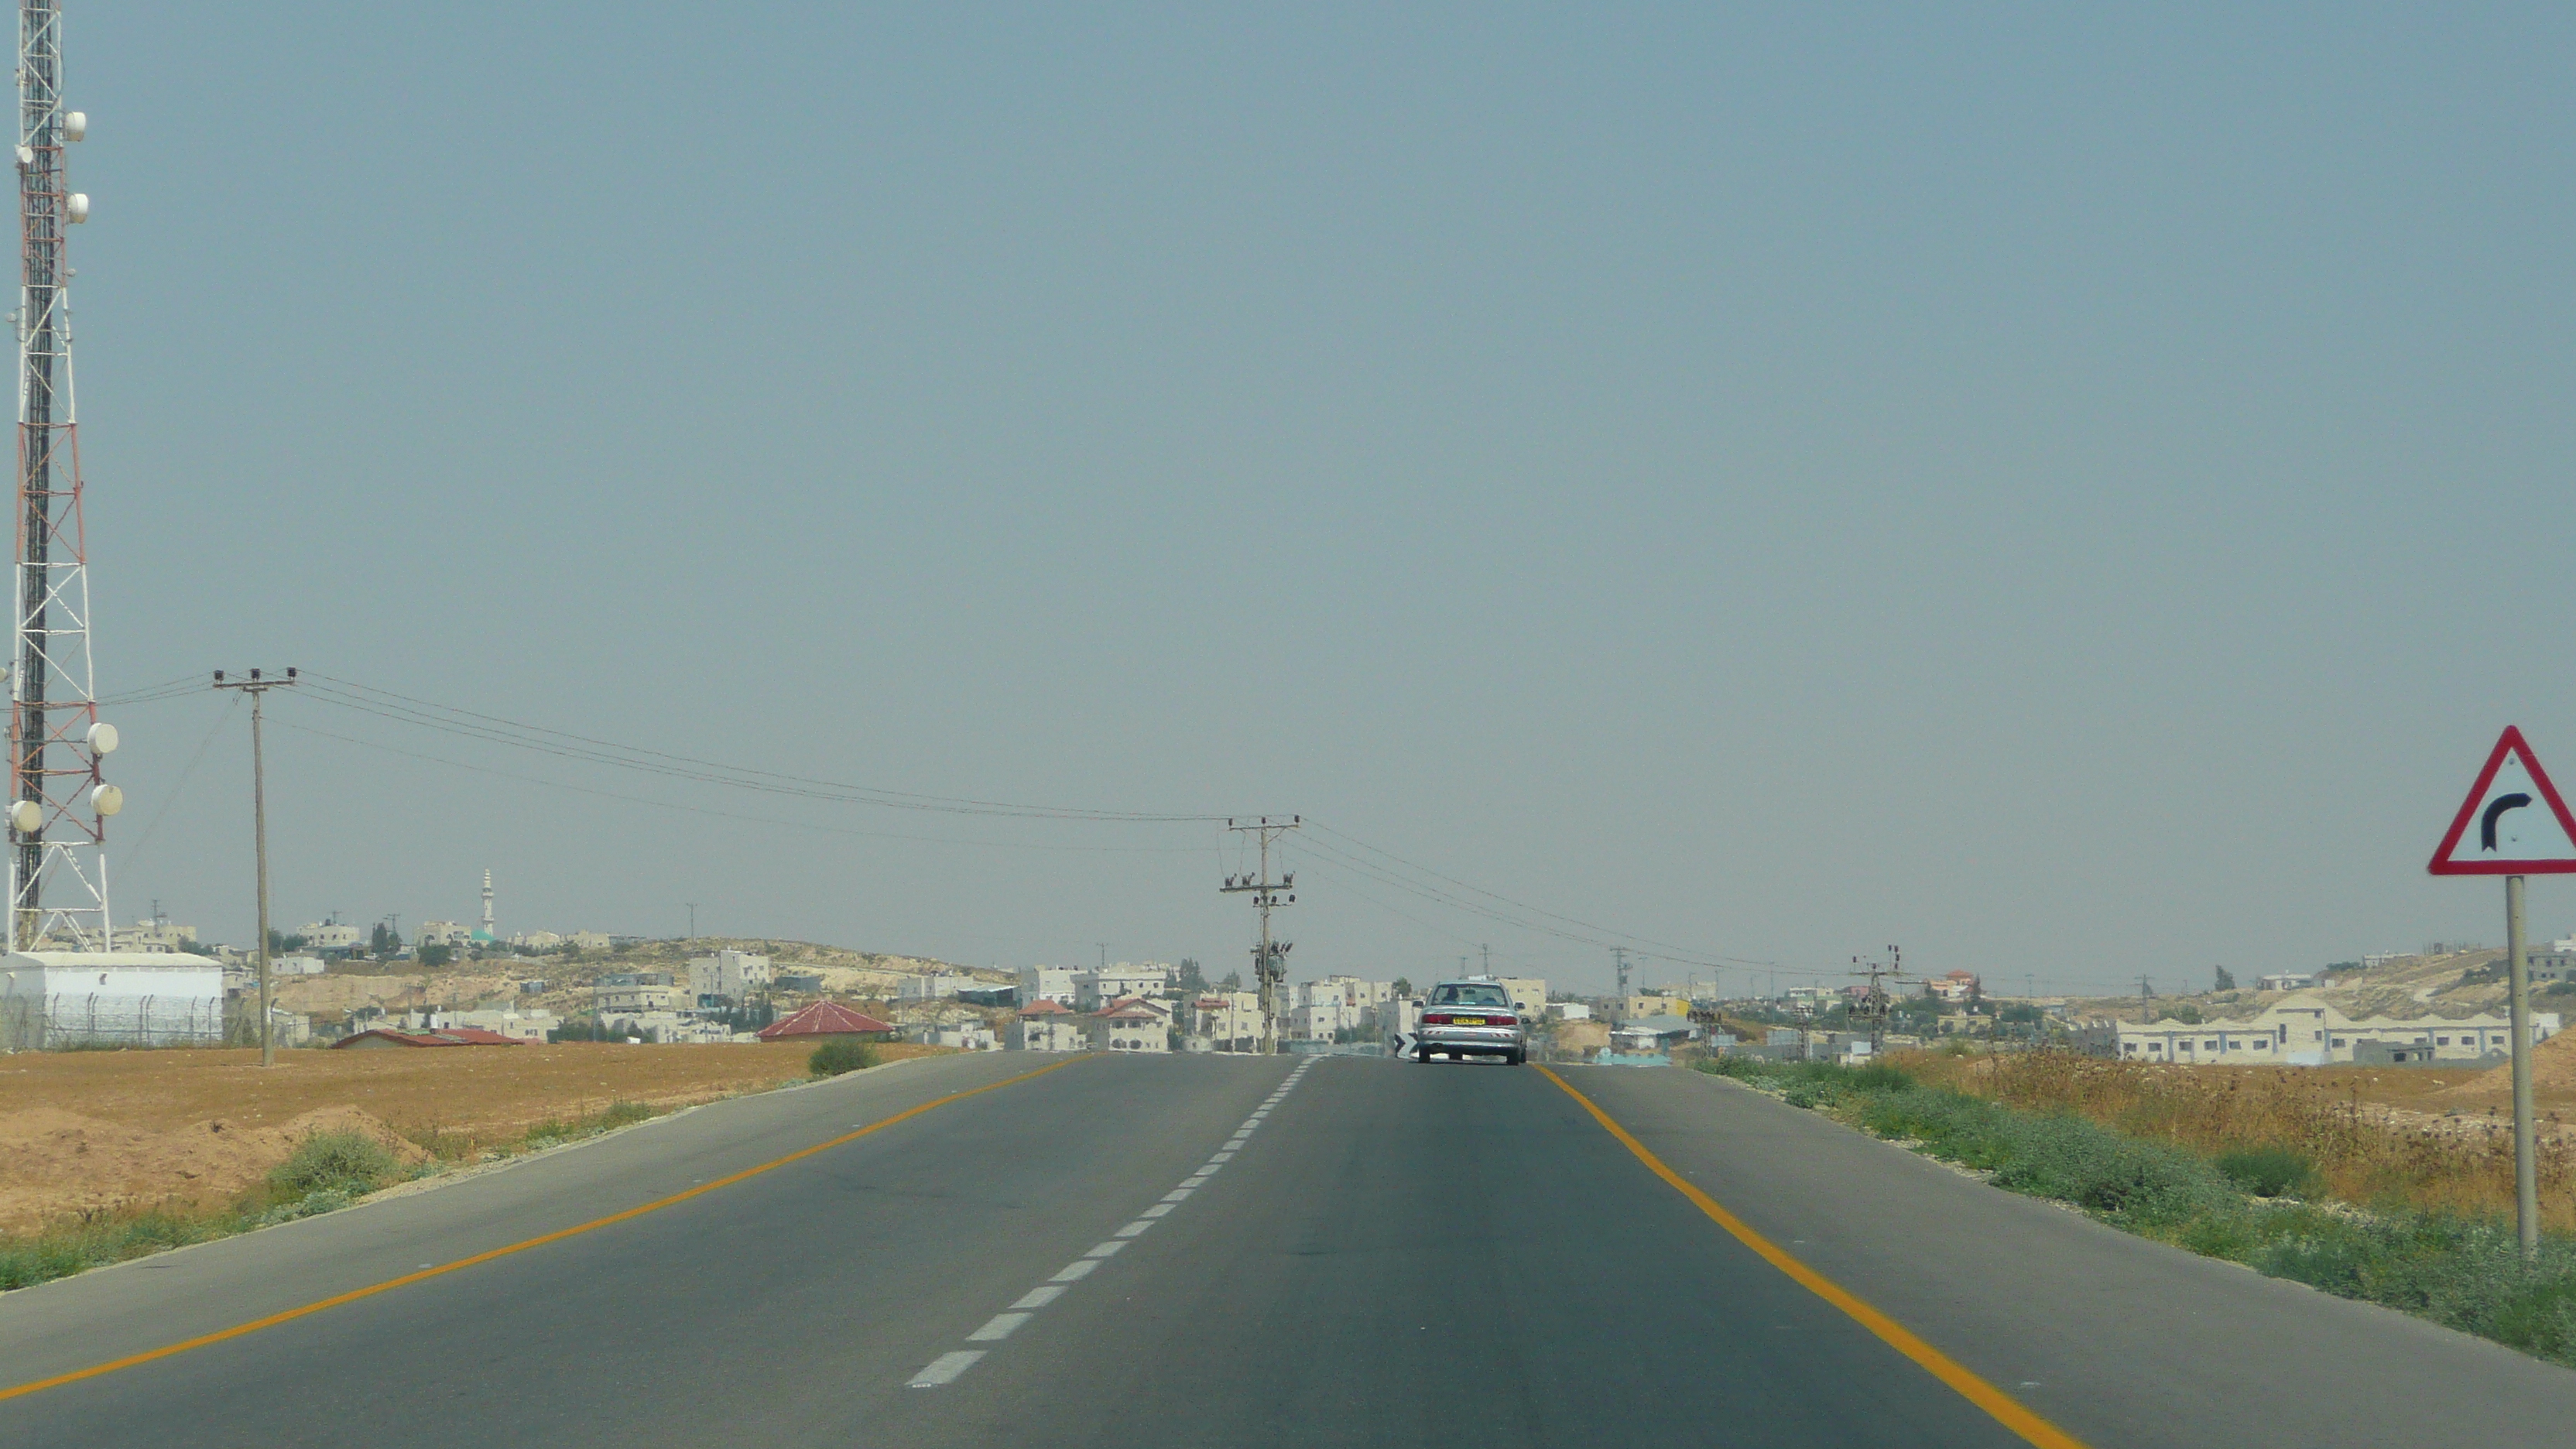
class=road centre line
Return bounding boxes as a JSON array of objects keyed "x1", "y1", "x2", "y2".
[
  {"x1": 907, "y1": 1351, "x2": 984, "y2": 1388},
  {"x1": 0, "y1": 1056, "x2": 1089, "y2": 1407},
  {"x1": 906, "y1": 1059, "x2": 1319, "y2": 1389},
  {"x1": 1534, "y1": 1067, "x2": 2091, "y2": 1449}
]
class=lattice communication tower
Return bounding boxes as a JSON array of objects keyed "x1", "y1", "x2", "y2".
[{"x1": 7, "y1": 0, "x2": 111, "y2": 951}]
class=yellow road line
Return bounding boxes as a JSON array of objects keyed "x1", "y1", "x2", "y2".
[
  {"x1": 1, "y1": 1056, "x2": 1086, "y2": 1405},
  {"x1": 1537, "y1": 1065, "x2": 2091, "y2": 1449}
]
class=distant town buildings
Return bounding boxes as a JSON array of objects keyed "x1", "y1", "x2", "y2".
[{"x1": 2112, "y1": 995, "x2": 2561, "y2": 1066}]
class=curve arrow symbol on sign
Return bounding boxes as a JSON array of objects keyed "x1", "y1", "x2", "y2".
[{"x1": 2482, "y1": 793, "x2": 2533, "y2": 851}]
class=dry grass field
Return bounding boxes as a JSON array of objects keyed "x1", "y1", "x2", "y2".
[
  {"x1": 1899, "y1": 1034, "x2": 2576, "y2": 1230},
  {"x1": 0, "y1": 1040, "x2": 946, "y2": 1232}
]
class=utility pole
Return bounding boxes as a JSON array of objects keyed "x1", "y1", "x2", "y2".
[
  {"x1": 1478, "y1": 943, "x2": 1492, "y2": 977},
  {"x1": 1612, "y1": 947, "x2": 1632, "y2": 1009},
  {"x1": 1848, "y1": 946, "x2": 1906, "y2": 1054},
  {"x1": 685, "y1": 902, "x2": 696, "y2": 939},
  {"x1": 213, "y1": 669, "x2": 294, "y2": 1066},
  {"x1": 1219, "y1": 816, "x2": 1298, "y2": 1053},
  {"x1": 2136, "y1": 974, "x2": 2153, "y2": 1023},
  {"x1": 1097, "y1": 941, "x2": 1107, "y2": 971}
]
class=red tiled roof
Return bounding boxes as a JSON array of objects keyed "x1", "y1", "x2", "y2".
[
  {"x1": 331, "y1": 1026, "x2": 524, "y2": 1049},
  {"x1": 1019, "y1": 999, "x2": 1072, "y2": 1016},
  {"x1": 758, "y1": 999, "x2": 896, "y2": 1040}
]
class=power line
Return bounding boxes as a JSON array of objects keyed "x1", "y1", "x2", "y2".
[{"x1": 297, "y1": 674, "x2": 1229, "y2": 823}]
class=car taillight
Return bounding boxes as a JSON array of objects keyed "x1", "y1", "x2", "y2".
[
  {"x1": 1423, "y1": 1012, "x2": 1453, "y2": 1025},
  {"x1": 1491, "y1": 1014, "x2": 1517, "y2": 1027}
]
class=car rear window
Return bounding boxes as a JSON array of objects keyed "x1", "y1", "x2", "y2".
[{"x1": 1430, "y1": 984, "x2": 1509, "y2": 1007}]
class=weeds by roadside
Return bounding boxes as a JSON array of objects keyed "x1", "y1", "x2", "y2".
[
  {"x1": 808, "y1": 1040, "x2": 878, "y2": 1077},
  {"x1": 1, "y1": 1099, "x2": 674, "y2": 1294},
  {"x1": 1700, "y1": 1055, "x2": 2576, "y2": 1368}
]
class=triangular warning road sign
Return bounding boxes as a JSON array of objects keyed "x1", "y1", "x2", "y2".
[{"x1": 2429, "y1": 727, "x2": 2576, "y2": 875}]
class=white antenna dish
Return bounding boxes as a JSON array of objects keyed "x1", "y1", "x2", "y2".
[
  {"x1": 65, "y1": 194, "x2": 87, "y2": 224},
  {"x1": 87, "y1": 721, "x2": 116, "y2": 754},
  {"x1": 62, "y1": 111, "x2": 84, "y2": 142},
  {"x1": 7, "y1": 800, "x2": 39, "y2": 834},
  {"x1": 90, "y1": 783, "x2": 122, "y2": 817}
]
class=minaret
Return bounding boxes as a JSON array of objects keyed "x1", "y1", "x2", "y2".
[{"x1": 479, "y1": 869, "x2": 494, "y2": 938}]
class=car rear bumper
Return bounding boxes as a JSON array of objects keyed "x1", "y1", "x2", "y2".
[{"x1": 1417, "y1": 1027, "x2": 1523, "y2": 1056}]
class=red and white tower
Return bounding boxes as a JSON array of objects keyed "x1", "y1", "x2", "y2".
[{"x1": 7, "y1": 0, "x2": 115, "y2": 951}]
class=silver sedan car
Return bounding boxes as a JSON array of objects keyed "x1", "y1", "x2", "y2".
[{"x1": 1413, "y1": 979, "x2": 1527, "y2": 1065}]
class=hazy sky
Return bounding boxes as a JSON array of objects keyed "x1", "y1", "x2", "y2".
[{"x1": 51, "y1": 3, "x2": 2576, "y2": 994}]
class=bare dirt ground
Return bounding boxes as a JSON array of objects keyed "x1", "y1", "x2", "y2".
[{"x1": 0, "y1": 1040, "x2": 945, "y2": 1232}]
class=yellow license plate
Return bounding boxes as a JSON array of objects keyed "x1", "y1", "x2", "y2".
[{"x1": 1451, "y1": 1017, "x2": 1485, "y2": 1026}]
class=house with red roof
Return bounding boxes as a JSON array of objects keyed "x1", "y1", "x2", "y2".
[
  {"x1": 756, "y1": 999, "x2": 896, "y2": 1042},
  {"x1": 1009, "y1": 998, "x2": 1086, "y2": 1052},
  {"x1": 1088, "y1": 997, "x2": 1172, "y2": 1053}
]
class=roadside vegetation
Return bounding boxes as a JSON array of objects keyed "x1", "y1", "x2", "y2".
[
  {"x1": 807, "y1": 1040, "x2": 879, "y2": 1077},
  {"x1": 0, "y1": 1100, "x2": 669, "y2": 1293},
  {"x1": 1701, "y1": 1054, "x2": 2576, "y2": 1368}
]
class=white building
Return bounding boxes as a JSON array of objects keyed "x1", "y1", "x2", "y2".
[
  {"x1": 509, "y1": 930, "x2": 564, "y2": 951},
  {"x1": 2112, "y1": 995, "x2": 2561, "y2": 1066},
  {"x1": 1546, "y1": 1002, "x2": 1593, "y2": 1022},
  {"x1": 568, "y1": 931, "x2": 612, "y2": 952},
  {"x1": 689, "y1": 949, "x2": 772, "y2": 1003},
  {"x1": 1290, "y1": 999, "x2": 1367, "y2": 1041},
  {"x1": 1496, "y1": 977, "x2": 1547, "y2": 1017},
  {"x1": 1077, "y1": 963, "x2": 1173, "y2": 1011},
  {"x1": 1009, "y1": 1000, "x2": 1088, "y2": 1051},
  {"x1": 898, "y1": 970, "x2": 978, "y2": 1002},
  {"x1": 1, "y1": 951, "x2": 226, "y2": 1050},
  {"x1": 300, "y1": 920, "x2": 365, "y2": 954},
  {"x1": 119, "y1": 918, "x2": 198, "y2": 953},
  {"x1": 272, "y1": 954, "x2": 327, "y2": 977},
  {"x1": 1019, "y1": 965, "x2": 1081, "y2": 1006},
  {"x1": 416, "y1": 920, "x2": 470, "y2": 948},
  {"x1": 450, "y1": 1007, "x2": 560, "y2": 1045},
  {"x1": 594, "y1": 972, "x2": 682, "y2": 1016},
  {"x1": 1300, "y1": 976, "x2": 1394, "y2": 1010},
  {"x1": 1189, "y1": 991, "x2": 1263, "y2": 1050},
  {"x1": 2256, "y1": 973, "x2": 2320, "y2": 992},
  {"x1": 1090, "y1": 998, "x2": 1172, "y2": 1052},
  {"x1": 910, "y1": 1019, "x2": 999, "y2": 1050}
]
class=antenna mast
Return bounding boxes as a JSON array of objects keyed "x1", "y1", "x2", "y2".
[{"x1": 8, "y1": 1, "x2": 108, "y2": 951}]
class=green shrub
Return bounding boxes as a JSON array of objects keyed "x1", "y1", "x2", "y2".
[
  {"x1": 267, "y1": 1129, "x2": 399, "y2": 1202},
  {"x1": 597, "y1": 1100, "x2": 655, "y2": 1128},
  {"x1": 2215, "y1": 1145, "x2": 2317, "y2": 1199},
  {"x1": 810, "y1": 1040, "x2": 879, "y2": 1077}
]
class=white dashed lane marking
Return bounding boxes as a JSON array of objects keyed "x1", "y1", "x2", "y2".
[
  {"x1": 906, "y1": 1058, "x2": 1321, "y2": 1388},
  {"x1": 908, "y1": 1351, "x2": 984, "y2": 1387},
  {"x1": 967, "y1": 1314, "x2": 1032, "y2": 1342}
]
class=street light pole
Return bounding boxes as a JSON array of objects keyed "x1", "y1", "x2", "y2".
[{"x1": 214, "y1": 669, "x2": 294, "y2": 1067}]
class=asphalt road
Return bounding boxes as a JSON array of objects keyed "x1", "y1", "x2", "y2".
[{"x1": 3, "y1": 1052, "x2": 2574, "y2": 1448}]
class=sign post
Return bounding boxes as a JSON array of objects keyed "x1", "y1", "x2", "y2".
[{"x1": 2427, "y1": 725, "x2": 2576, "y2": 1258}]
